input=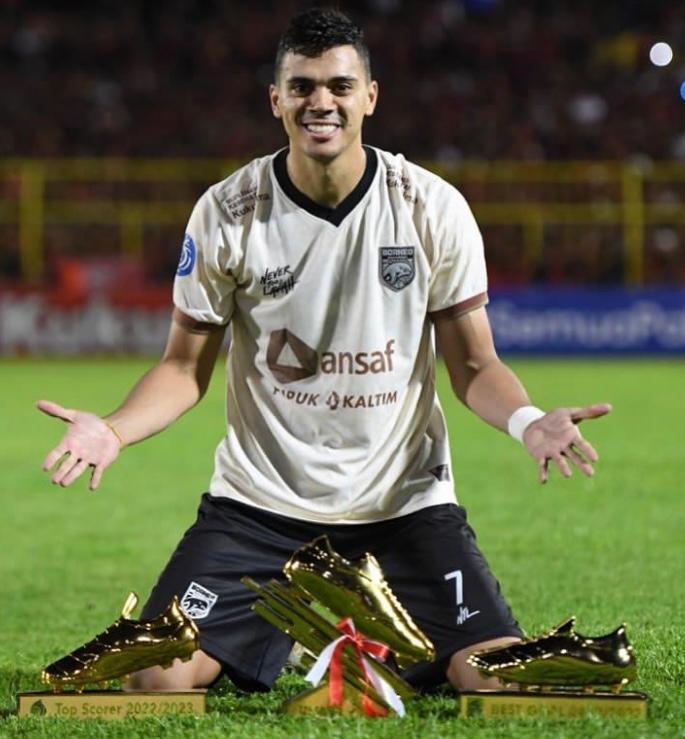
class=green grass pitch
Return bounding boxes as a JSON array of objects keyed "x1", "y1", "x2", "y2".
[{"x1": 1, "y1": 357, "x2": 683, "y2": 738}]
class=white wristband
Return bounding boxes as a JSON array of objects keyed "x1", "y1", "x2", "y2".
[{"x1": 507, "y1": 406, "x2": 545, "y2": 443}]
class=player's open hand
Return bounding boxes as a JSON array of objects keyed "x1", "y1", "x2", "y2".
[
  {"x1": 522, "y1": 403, "x2": 612, "y2": 484},
  {"x1": 36, "y1": 400, "x2": 122, "y2": 490}
]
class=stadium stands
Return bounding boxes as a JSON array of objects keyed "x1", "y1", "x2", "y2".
[
  {"x1": 2, "y1": 2, "x2": 682, "y2": 161},
  {"x1": 1, "y1": 1, "x2": 684, "y2": 290}
]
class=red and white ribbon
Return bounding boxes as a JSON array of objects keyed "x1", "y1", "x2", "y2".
[{"x1": 305, "y1": 617, "x2": 406, "y2": 718}]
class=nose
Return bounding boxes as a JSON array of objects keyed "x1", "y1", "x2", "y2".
[{"x1": 306, "y1": 85, "x2": 335, "y2": 112}]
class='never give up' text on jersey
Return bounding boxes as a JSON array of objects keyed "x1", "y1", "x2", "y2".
[{"x1": 173, "y1": 146, "x2": 488, "y2": 523}]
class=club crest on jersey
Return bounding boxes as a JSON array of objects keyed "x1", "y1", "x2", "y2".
[
  {"x1": 176, "y1": 233, "x2": 196, "y2": 276},
  {"x1": 379, "y1": 246, "x2": 415, "y2": 291}
]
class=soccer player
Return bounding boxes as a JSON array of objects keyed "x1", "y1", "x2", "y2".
[{"x1": 37, "y1": 8, "x2": 611, "y2": 693}]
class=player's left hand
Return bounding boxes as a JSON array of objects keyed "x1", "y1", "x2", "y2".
[{"x1": 522, "y1": 403, "x2": 612, "y2": 484}]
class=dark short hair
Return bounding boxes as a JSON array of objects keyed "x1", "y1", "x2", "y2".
[{"x1": 275, "y1": 7, "x2": 371, "y2": 81}]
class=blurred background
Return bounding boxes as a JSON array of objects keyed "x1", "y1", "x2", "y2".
[{"x1": 1, "y1": 0, "x2": 684, "y2": 354}]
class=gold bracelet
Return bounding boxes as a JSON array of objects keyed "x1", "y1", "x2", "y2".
[{"x1": 105, "y1": 421, "x2": 126, "y2": 449}]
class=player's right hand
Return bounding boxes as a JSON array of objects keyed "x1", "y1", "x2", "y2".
[{"x1": 36, "y1": 400, "x2": 122, "y2": 490}]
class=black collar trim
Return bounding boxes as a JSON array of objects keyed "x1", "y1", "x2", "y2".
[{"x1": 273, "y1": 146, "x2": 377, "y2": 227}]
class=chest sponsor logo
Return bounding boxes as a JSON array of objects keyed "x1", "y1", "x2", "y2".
[
  {"x1": 266, "y1": 329, "x2": 395, "y2": 384},
  {"x1": 176, "y1": 233, "x2": 196, "y2": 276},
  {"x1": 272, "y1": 386, "x2": 397, "y2": 410},
  {"x1": 267, "y1": 329, "x2": 399, "y2": 410},
  {"x1": 260, "y1": 264, "x2": 296, "y2": 297},
  {"x1": 267, "y1": 329, "x2": 318, "y2": 383},
  {"x1": 379, "y1": 246, "x2": 415, "y2": 291}
]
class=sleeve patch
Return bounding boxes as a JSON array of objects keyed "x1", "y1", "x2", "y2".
[{"x1": 176, "y1": 234, "x2": 196, "y2": 276}]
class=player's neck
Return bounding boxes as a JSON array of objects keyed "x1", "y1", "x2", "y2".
[{"x1": 286, "y1": 145, "x2": 367, "y2": 209}]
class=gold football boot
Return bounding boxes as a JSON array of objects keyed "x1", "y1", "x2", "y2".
[
  {"x1": 284, "y1": 535, "x2": 435, "y2": 669},
  {"x1": 468, "y1": 616, "x2": 637, "y2": 691},
  {"x1": 41, "y1": 592, "x2": 199, "y2": 692}
]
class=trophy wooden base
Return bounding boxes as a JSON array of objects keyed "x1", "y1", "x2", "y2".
[
  {"x1": 458, "y1": 689, "x2": 648, "y2": 720},
  {"x1": 284, "y1": 681, "x2": 390, "y2": 717},
  {"x1": 16, "y1": 690, "x2": 206, "y2": 720}
]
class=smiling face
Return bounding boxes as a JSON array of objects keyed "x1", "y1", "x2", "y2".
[{"x1": 270, "y1": 45, "x2": 378, "y2": 167}]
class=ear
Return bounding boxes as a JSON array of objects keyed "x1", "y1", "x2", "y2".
[
  {"x1": 365, "y1": 80, "x2": 379, "y2": 117},
  {"x1": 269, "y1": 84, "x2": 282, "y2": 119}
]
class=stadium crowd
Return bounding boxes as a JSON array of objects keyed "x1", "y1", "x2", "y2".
[
  {"x1": 3, "y1": 0, "x2": 684, "y2": 161},
  {"x1": 2, "y1": 0, "x2": 684, "y2": 285}
]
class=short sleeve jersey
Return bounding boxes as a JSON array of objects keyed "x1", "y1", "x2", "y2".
[{"x1": 173, "y1": 147, "x2": 488, "y2": 524}]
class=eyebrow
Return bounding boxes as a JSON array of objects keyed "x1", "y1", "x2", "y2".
[{"x1": 286, "y1": 75, "x2": 359, "y2": 85}]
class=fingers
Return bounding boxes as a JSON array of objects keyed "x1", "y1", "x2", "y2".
[
  {"x1": 50, "y1": 452, "x2": 79, "y2": 485},
  {"x1": 36, "y1": 400, "x2": 76, "y2": 423},
  {"x1": 47, "y1": 452, "x2": 106, "y2": 489},
  {"x1": 538, "y1": 458, "x2": 549, "y2": 484},
  {"x1": 60, "y1": 459, "x2": 90, "y2": 487},
  {"x1": 569, "y1": 403, "x2": 612, "y2": 423},
  {"x1": 572, "y1": 437, "x2": 598, "y2": 464},
  {"x1": 563, "y1": 444, "x2": 594, "y2": 477},
  {"x1": 552, "y1": 452, "x2": 572, "y2": 479},
  {"x1": 43, "y1": 445, "x2": 69, "y2": 472},
  {"x1": 538, "y1": 451, "x2": 575, "y2": 483},
  {"x1": 538, "y1": 441, "x2": 598, "y2": 483},
  {"x1": 90, "y1": 464, "x2": 105, "y2": 491}
]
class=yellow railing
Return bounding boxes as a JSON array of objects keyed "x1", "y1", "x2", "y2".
[{"x1": 2, "y1": 158, "x2": 684, "y2": 284}]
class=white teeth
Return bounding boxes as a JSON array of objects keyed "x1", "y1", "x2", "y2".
[{"x1": 305, "y1": 124, "x2": 338, "y2": 133}]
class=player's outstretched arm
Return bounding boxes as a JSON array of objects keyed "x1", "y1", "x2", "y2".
[
  {"x1": 37, "y1": 312, "x2": 226, "y2": 490},
  {"x1": 434, "y1": 306, "x2": 611, "y2": 483}
]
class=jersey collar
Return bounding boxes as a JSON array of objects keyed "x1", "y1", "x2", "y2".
[{"x1": 273, "y1": 146, "x2": 377, "y2": 227}]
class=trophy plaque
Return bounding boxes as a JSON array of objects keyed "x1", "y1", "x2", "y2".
[
  {"x1": 17, "y1": 690, "x2": 206, "y2": 720},
  {"x1": 462, "y1": 616, "x2": 648, "y2": 719},
  {"x1": 17, "y1": 592, "x2": 206, "y2": 720}
]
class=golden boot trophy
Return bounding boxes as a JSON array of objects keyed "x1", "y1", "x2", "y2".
[
  {"x1": 284, "y1": 535, "x2": 435, "y2": 670},
  {"x1": 243, "y1": 535, "x2": 436, "y2": 716},
  {"x1": 18, "y1": 593, "x2": 206, "y2": 720},
  {"x1": 461, "y1": 617, "x2": 648, "y2": 720}
]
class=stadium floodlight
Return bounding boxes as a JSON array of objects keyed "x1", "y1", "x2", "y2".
[{"x1": 649, "y1": 42, "x2": 673, "y2": 67}]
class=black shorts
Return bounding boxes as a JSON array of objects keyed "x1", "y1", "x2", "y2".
[{"x1": 141, "y1": 495, "x2": 521, "y2": 691}]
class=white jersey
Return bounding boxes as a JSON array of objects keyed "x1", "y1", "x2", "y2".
[{"x1": 173, "y1": 146, "x2": 488, "y2": 523}]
